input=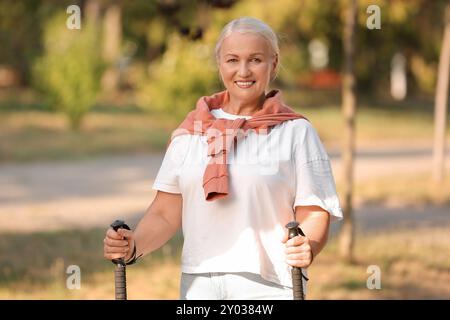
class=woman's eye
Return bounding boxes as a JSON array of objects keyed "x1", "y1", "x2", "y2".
[{"x1": 225, "y1": 58, "x2": 261, "y2": 63}]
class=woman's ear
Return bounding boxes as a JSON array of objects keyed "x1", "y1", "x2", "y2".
[
  {"x1": 273, "y1": 54, "x2": 279, "y2": 69},
  {"x1": 217, "y1": 69, "x2": 226, "y2": 88},
  {"x1": 270, "y1": 54, "x2": 279, "y2": 80}
]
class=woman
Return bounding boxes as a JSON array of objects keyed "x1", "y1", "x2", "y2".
[{"x1": 104, "y1": 17, "x2": 342, "y2": 300}]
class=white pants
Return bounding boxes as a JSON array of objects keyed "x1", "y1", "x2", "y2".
[{"x1": 179, "y1": 272, "x2": 297, "y2": 300}]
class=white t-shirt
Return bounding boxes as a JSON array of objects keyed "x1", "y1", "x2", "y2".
[{"x1": 152, "y1": 108, "x2": 343, "y2": 288}]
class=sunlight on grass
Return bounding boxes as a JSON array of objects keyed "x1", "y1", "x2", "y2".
[
  {"x1": 308, "y1": 225, "x2": 450, "y2": 299},
  {"x1": 0, "y1": 260, "x2": 181, "y2": 300},
  {"x1": 340, "y1": 172, "x2": 450, "y2": 207},
  {"x1": 1, "y1": 95, "x2": 448, "y2": 162},
  {"x1": 1, "y1": 224, "x2": 448, "y2": 299},
  {"x1": 0, "y1": 111, "x2": 177, "y2": 162}
]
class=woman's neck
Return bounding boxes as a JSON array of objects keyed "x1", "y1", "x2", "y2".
[{"x1": 222, "y1": 92, "x2": 266, "y2": 116}]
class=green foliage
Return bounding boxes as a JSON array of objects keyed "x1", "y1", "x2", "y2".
[
  {"x1": 0, "y1": 0, "x2": 47, "y2": 83},
  {"x1": 137, "y1": 34, "x2": 221, "y2": 119},
  {"x1": 32, "y1": 13, "x2": 103, "y2": 130},
  {"x1": 2, "y1": 0, "x2": 448, "y2": 110}
]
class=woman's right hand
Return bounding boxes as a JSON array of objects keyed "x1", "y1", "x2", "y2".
[{"x1": 103, "y1": 227, "x2": 135, "y2": 262}]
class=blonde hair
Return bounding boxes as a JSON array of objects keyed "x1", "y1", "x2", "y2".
[{"x1": 215, "y1": 17, "x2": 280, "y2": 80}]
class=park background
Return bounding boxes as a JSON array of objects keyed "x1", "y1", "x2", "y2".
[{"x1": 0, "y1": 0, "x2": 449, "y2": 299}]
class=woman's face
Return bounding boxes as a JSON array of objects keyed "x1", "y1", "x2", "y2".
[{"x1": 218, "y1": 32, "x2": 277, "y2": 105}]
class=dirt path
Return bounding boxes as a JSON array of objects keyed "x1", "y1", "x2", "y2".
[{"x1": 0, "y1": 145, "x2": 449, "y2": 233}]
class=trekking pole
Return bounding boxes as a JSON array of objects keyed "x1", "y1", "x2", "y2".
[
  {"x1": 285, "y1": 221, "x2": 308, "y2": 300},
  {"x1": 110, "y1": 219, "x2": 131, "y2": 300}
]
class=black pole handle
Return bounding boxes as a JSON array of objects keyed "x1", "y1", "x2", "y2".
[
  {"x1": 285, "y1": 221, "x2": 306, "y2": 300},
  {"x1": 110, "y1": 219, "x2": 130, "y2": 300}
]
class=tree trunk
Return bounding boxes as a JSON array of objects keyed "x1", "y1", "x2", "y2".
[
  {"x1": 432, "y1": 4, "x2": 450, "y2": 185},
  {"x1": 84, "y1": 0, "x2": 100, "y2": 25},
  {"x1": 339, "y1": 0, "x2": 357, "y2": 263},
  {"x1": 101, "y1": 2, "x2": 122, "y2": 92}
]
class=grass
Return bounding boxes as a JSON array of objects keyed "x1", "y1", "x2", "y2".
[
  {"x1": 0, "y1": 227, "x2": 183, "y2": 299},
  {"x1": 0, "y1": 111, "x2": 177, "y2": 163},
  {"x1": 1, "y1": 89, "x2": 448, "y2": 163},
  {"x1": 308, "y1": 225, "x2": 450, "y2": 299},
  {"x1": 284, "y1": 89, "x2": 446, "y2": 146},
  {"x1": 345, "y1": 172, "x2": 450, "y2": 207},
  {"x1": 0, "y1": 224, "x2": 448, "y2": 299}
]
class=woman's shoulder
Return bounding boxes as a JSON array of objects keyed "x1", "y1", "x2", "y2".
[
  {"x1": 288, "y1": 117, "x2": 312, "y2": 128},
  {"x1": 279, "y1": 117, "x2": 327, "y2": 153},
  {"x1": 278, "y1": 117, "x2": 317, "y2": 136},
  {"x1": 166, "y1": 133, "x2": 195, "y2": 152}
]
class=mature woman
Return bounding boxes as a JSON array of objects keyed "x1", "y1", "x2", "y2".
[{"x1": 104, "y1": 17, "x2": 342, "y2": 300}]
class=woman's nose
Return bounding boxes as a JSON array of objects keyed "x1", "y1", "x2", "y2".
[{"x1": 238, "y1": 62, "x2": 251, "y2": 77}]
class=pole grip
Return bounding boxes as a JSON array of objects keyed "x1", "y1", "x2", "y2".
[
  {"x1": 285, "y1": 221, "x2": 306, "y2": 300},
  {"x1": 110, "y1": 220, "x2": 130, "y2": 300},
  {"x1": 115, "y1": 264, "x2": 127, "y2": 300}
]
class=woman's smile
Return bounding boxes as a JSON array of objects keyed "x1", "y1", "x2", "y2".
[{"x1": 234, "y1": 80, "x2": 256, "y2": 89}]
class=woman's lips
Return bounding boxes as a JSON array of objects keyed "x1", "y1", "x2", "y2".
[{"x1": 235, "y1": 81, "x2": 256, "y2": 89}]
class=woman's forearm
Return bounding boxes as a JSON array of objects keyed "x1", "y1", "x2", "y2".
[
  {"x1": 133, "y1": 208, "x2": 180, "y2": 258},
  {"x1": 296, "y1": 206, "x2": 330, "y2": 259},
  {"x1": 130, "y1": 192, "x2": 182, "y2": 259}
]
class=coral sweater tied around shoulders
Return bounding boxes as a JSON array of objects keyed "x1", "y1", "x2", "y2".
[{"x1": 170, "y1": 89, "x2": 308, "y2": 201}]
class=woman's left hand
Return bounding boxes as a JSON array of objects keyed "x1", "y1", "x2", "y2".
[{"x1": 282, "y1": 232, "x2": 313, "y2": 268}]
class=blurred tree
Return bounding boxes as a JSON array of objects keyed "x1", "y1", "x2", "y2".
[
  {"x1": 33, "y1": 12, "x2": 103, "y2": 130},
  {"x1": 136, "y1": 0, "x2": 239, "y2": 117},
  {"x1": 0, "y1": 0, "x2": 62, "y2": 85},
  {"x1": 121, "y1": 0, "x2": 158, "y2": 60},
  {"x1": 339, "y1": 0, "x2": 357, "y2": 263},
  {"x1": 1, "y1": 0, "x2": 447, "y2": 107},
  {"x1": 101, "y1": 0, "x2": 123, "y2": 92},
  {"x1": 433, "y1": 4, "x2": 450, "y2": 185},
  {"x1": 137, "y1": 33, "x2": 220, "y2": 119}
]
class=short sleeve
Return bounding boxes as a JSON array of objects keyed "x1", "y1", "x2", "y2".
[
  {"x1": 152, "y1": 135, "x2": 189, "y2": 194},
  {"x1": 292, "y1": 120, "x2": 343, "y2": 222}
]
